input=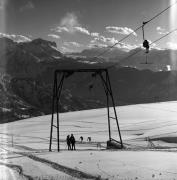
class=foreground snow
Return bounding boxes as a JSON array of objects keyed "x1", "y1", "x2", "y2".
[
  {"x1": 0, "y1": 101, "x2": 177, "y2": 179},
  {"x1": 39, "y1": 150, "x2": 177, "y2": 180}
]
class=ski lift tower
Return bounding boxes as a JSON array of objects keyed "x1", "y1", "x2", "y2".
[{"x1": 49, "y1": 68, "x2": 123, "y2": 151}]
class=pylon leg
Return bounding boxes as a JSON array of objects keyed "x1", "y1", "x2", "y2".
[
  {"x1": 99, "y1": 70, "x2": 123, "y2": 148},
  {"x1": 49, "y1": 72, "x2": 57, "y2": 151},
  {"x1": 49, "y1": 72, "x2": 65, "y2": 152},
  {"x1": 99, "y1": 72, "x2": 111, "y2": 140},
  {"x1": 106, "y1": 70, "x2": 123, "y2": 148}
]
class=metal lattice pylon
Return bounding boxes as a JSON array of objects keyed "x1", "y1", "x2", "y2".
[{"x1": 49, "y1": 68, "x2": 123, "y2": 151}]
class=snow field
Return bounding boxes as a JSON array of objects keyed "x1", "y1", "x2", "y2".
[{"x1": 1, "y1": 101, "x2": 177, "y2": 179}]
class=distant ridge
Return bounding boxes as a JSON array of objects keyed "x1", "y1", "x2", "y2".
[{"x1": 71, "y1": 46, "x2": 177, "y2": 71}]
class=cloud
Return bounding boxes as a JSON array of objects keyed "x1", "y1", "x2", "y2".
[
  {"x1": 104, "y1": 37, "x2": 118, "y2": 44},
  {"x1": 64, "y1": 41, "x2": 82, "y2": 47},
  {"x1": 60, "y1": 13, "x2": 80, "y2": 33},
  {"x1": 115, "y1": 42, "x2": 138, "y2": 50},
  {"x1": 156, "y1": 26, "x2": 169, "y2": 35},
  {"x1": 52, "y1": 25, "x2": 90, "y2": 35},
  {"x1": 106, "y1": 26, "x2": 137, "y2": 36},
  {"x1": 156, "y1": 27, "x2": 164, "y2": 31},
  {"x1": 90, "y1": 35, "x2": 138, "y2": 51},
  {"x1": 90, "y1": 35, "x2": 119, "y2": 50},
  {"x1": 52, "y1": 13, "x2": 91, "y2": 36},
  {"x1": 166, "y1": 42, "x2": 177, "y2": 50},
  {"x1": 92, "y1": 35, "x2": 118, "y2": 45},
  {"x1": 20, "y1": 1, "x2": 35, "y2": 12},
  {"x1": 90, "y1": 31, "x2": 138, "y2": 51},
  {"x1": 88, "y1": 43, "x2": 107, "y2": 49},
  {"x1": 90, "y1": 32, "x2": 99, "y2": 37},
  {"x1": 52, "y1": 26, "x2": 69, "y2": 33},
  {"x1": 90, "y1": 39, "x2": 97, "y2": 44},
  {"x1": 48, "y1": 34, "x2": 60, "y2": 39},
  {"x1": 74, "y1": 26, "x2": 90, "y2": 35},
  {"x1": 60, "y1": 46, "x2": 72, "y2": 53},
  {"x1": 0, "y1": 33, "x2": 31, "y2": 42}
]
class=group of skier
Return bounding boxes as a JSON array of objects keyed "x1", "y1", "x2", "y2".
[
  {"x1": 66, "y1": 134, "x2": 93, "y2": 150},
  {"x1": 66, "y1": 134, "x2": 76, "y2": 150}
]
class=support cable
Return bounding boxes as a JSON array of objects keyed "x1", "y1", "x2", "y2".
[
  {"x1": 107, "y1": 28, "x2": 177, "y2": 69},
  {"x1": 95, "y1": 1, "x2": 177, "y2": 59}
]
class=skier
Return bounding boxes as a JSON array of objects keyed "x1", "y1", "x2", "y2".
[
  {"x1": 80, "y1": 136, "x2": 83, "y2": 143},
  {"x1": 70, "y1": 134, "x2": 76, "y2": 150},
  {"x1": 87, "y1": 137, "x2": 91, "y2": 142},
  {"x1": 66, "y1": 135, "x2": 71, "y2": 150}
]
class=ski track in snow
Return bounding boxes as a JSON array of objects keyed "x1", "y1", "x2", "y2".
[
  {"x1": 0, "y1": 161, "x2": 33, "y2": 180},
  {"x1": 18, "y1": 152, "x2": 107, "y2": 180},
  {"x1": 0, "y1": 147, "x2": 106, "y2": 180}
]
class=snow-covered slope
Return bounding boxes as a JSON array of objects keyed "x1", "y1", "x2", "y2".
[
  {"x1": 1, "y1": 101, "x2": 177, "y2": 148},
  {"x1": 1, "y1": 101, "x2": 177, "y2": 179}
]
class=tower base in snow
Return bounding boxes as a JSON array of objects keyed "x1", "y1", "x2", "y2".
[{"x1": 107, "y1": 139, "x2": 124, "y2": 149}]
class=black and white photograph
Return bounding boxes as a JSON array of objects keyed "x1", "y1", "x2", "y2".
[{"x1": 1, "y1": 0, "x2": 177, "y2": 179}]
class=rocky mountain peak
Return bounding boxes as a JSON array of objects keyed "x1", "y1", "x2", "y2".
[{"x1": 31, "y1": 38, "x2": 57, "y2": 48}]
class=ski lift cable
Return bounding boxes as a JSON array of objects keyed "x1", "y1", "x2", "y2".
[
  {"x1": 106, "y1": 28, "x2": 177, "y2": 69},
  {"x1": 86, "y1": 2, "x2": 177, "y2": 89},
  {"x1": 96, "y1": 26, "x2": 143, "y2": 58},
  {"x1": 144, "y1": 0, "x2": 177, "y2": 25},
  {"x1": 85, "y1": 23, "x2": 175, "y2": 96},
  {"x1": 95, "y1": 0, "x2": 177, "y2": 59}
]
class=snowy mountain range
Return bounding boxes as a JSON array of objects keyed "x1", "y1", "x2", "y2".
[
  {"x1": 72, "y1": 47, "x2": 177, "y2": 71},
  {"x1": 1, "y1": 37, "x2": 177, "y2": 123}
]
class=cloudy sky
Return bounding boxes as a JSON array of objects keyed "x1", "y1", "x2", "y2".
[{"x1": 1, "y1": 0, "x2": 177, "y2": 52}]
